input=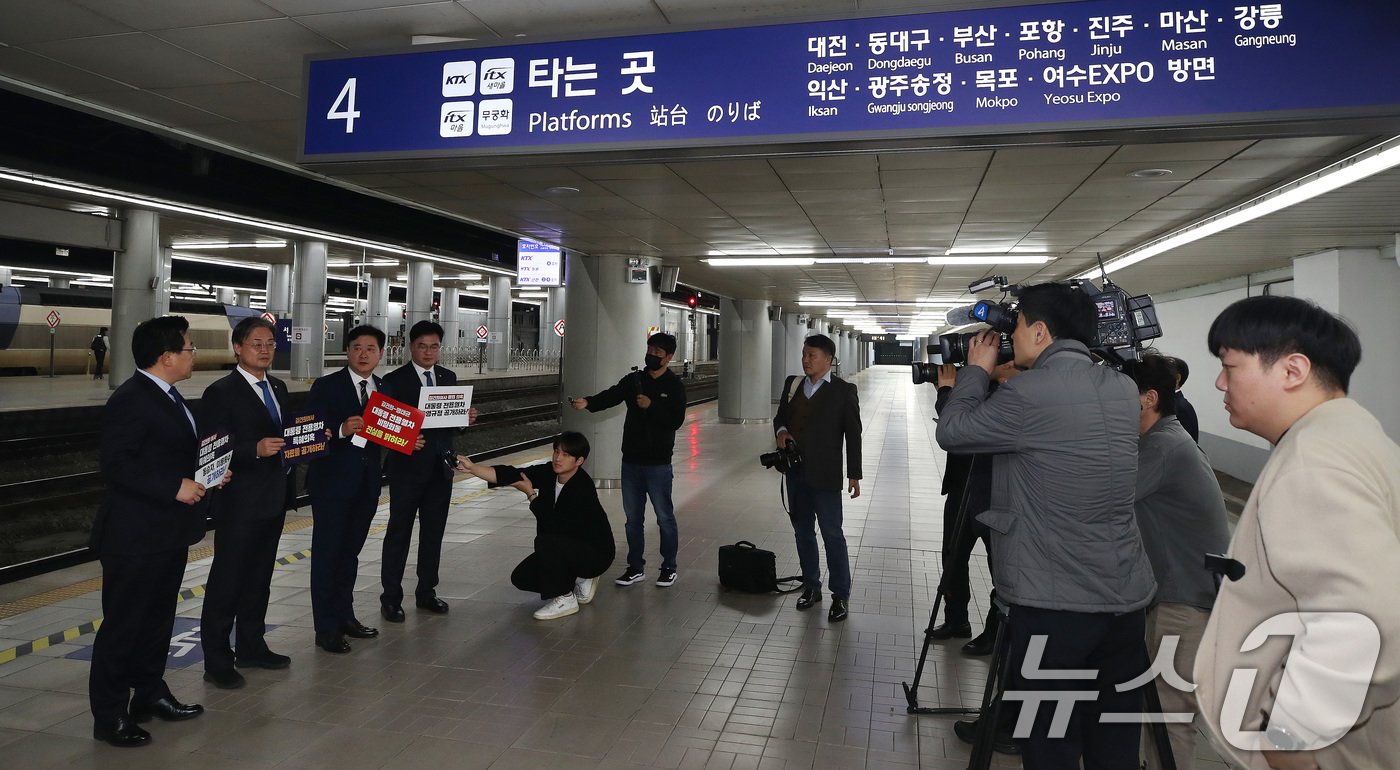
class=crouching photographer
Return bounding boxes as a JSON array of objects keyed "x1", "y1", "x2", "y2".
[
  {"x1": 935, "y1": 283, "x2": 1156, "y2": 769},
  {"x1": 771, "y1": 334, "x2": 862, "y2": 622}
]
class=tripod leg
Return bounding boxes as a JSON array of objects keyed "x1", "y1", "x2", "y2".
[{"x1": 967, "y1": 604, "x2": 1012, "y2": 770}]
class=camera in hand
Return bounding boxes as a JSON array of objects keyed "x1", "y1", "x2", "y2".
[{"x1": 759, "y1": 439, "x2": 803, "y2": 474}]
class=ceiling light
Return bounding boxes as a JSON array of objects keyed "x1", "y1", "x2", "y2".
[
  {"x1": 545, "y1": 186, "x2": 581, "y2": 195},
  {"x1": 926, "y1": 255, "x2": 1052, "y2": 265},
  {"x1": 1082, "y1": 134, "x2": 1400, "y2": 279},
  {"x1": 171, "y1": 241, "x2": 286, "y2": 249},
  {"x1": 171, "y1": 254, "x2": 270, "y2": 271},
  {"x1": 704, "y1": 257, "x2": 816, "y2": 267},
  {"x1": 1128, "y1": 168, "x2": 1174, "y2": 178},
  {"x1": 813, "y1": 257, "x2": 931, "y2": 264},
  {"x1": 797, "y1": 298, "x2": 967, "y2": 307}
]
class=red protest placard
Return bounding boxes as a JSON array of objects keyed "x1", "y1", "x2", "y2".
[{"x1": 355, "y1": 391, "x2": 425, "y2": 455}]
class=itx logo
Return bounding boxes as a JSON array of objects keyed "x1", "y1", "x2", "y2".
[{"x1": 440, "y1": 101, "x2": 475, "y2": 137}]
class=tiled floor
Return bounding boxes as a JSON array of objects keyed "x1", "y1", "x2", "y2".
[{"x1": 0, "y1": 367, "x2": 1232, "y2": 768}]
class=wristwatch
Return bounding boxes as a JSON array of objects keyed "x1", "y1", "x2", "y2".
[{"x1": 1265, "y1": 722, "x2": 1305, "y2": 751}]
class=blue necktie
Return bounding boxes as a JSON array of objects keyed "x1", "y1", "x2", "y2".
[
  {"x1": 257, "y1": 380, "x2": 280, "y2": 425},
  {"x1": 169, "y1": 386, "x2": 195, "y2": 433},
  {"x1": 424, "y1": 370, "x2": 433, "y2": 387}
]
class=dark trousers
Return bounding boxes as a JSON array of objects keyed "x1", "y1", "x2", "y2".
[
  {"x1": 621, "y1": 461, "x2": 678, "y2": 571},
  {"x1": 940, "y1": 491, "x2": 993, "y2": 624},
  {"x1": 1005, "y1": 604, "x2": 1148, "y2": 770},
  {"x1": 785, "y1": 472, "x2": 851, "y2": 599},
  {"x1": 310, "y1": 489, "x2": 378, "y2": 634},
  {"x1": 510, "y1": 533, "x2": 613, "y2": 600},
  {"x1": 200, "y1": 513, "x2": 285, "y2": 672},
  {"x1": 89, "y1": 548, "x2": 185, "y2": 721},
  {"x1": 381, "y1": 473, "x2": 451, "y2": 605},
  {"x1": 93, "y1": 350, "x2": 105, "y2": 379}
]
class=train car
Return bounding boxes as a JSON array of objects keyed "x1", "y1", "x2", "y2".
[{"x1": 0, "y1": 286, "x2": 239, "y2": 376}]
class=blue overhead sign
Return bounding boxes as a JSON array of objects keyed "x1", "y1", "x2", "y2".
[{"x1": 301, "y1": 0, "x2": 1400, "y2": 161}]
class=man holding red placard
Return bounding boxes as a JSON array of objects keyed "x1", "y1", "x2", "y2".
[{"x1": 305, "y1": 325, "x2": 423, "y2": 654}]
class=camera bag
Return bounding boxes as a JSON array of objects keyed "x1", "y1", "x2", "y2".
[{"x1": 718, "y1": 541, "x2": 804, "y2": 593}]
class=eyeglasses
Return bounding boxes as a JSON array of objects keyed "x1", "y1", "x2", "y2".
[
  {"x1": 179, "y1": 347, "x2": 198, "y2": 355},
  {"x1": 243, "y1": 342, "x2": 276, "y2": 351}
]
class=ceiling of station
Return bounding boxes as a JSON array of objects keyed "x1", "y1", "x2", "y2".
[{"x1": 1, "y1": 0, "x2": 1397, "y2": 333}]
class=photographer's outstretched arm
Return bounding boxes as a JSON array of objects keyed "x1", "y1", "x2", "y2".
[
  {"x1": 846, "y1": 383, "x2": 862, "y2": 498},
  {"x1": 935, "y1": 369, "x2": 1023, "y2": 454},
  {"x1": 454, "y1": 455, "x2": 498, "y2": 484}
]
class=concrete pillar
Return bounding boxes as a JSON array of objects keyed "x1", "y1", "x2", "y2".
[
  {"x1": 782, "y1": 313, "x2": 808, "y2": 385},
  {"x1": 215, "y1": 287, "x2": 234, "y2": 305},
  {"x1": 110, "y1": 209, "x2": 170, "y2": 386},
  {"x1": 769, "y1": 307, "x2": 787, "y2": 403},
  {"x1": 265, "y1": 264, "x2": 291, "y2": 318},
  {"x1": 0, "y1": 267, "x2": 11, "y2": 290},
  {"x1": 695, "y1": 313, "x2": 710, "y2": 362},
  {"x1": 561, "y1": 254, "x2": 661, "y2": 484},
  {"x1": 367, "y1": 275, "x2": 389, "y2": 333},
  {"x1": 671, "y1": 305, "x2": 691, "y2": 367},
  {"x1": 440, "y1": 286, "x2": 461, "y2": 362},
  {"x1": 406, "y1": 260, "x2": 434, "y2": 331},
  {"x1": 291, "y1": 240, "x2": 328, "y2": 380},
  {"x1": 719, "y1": 298, "x2": 773, "y2": 423},
  {"x1": 487, "y1": 275, "x2": 512, "y2": 371},
  {"x1": 50, "y1": 277, "x2": 72, "y2": 289},
  {"x1": 233, "y1": 290, "x2": 251, "y2": 307},
  {"x1": 540, "y1": 285, "x2": 565, "y2": 357}
]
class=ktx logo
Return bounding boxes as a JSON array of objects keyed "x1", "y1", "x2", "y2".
[{"x1": 441, "y1": 61, "x2": 477, "y2": 97}]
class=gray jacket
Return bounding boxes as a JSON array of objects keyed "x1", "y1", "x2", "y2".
[{"x1": 935, "y1": 339, "x2": 1156, "y2": 613}]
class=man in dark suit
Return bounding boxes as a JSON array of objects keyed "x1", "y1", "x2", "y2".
[
  {"x1": 380, "y1": 320, "x2": 476, "y2": 622},
  {"x1": 1166, "y1": 356, "x2": 1201, "y2": 443},
  {"x1": 90, "y1": 316, "x2": 211, "y2": 747},
  {"x1": 773, "y1": 333, "x2": 863, "y2": 622},
  {"x1": 198, "y1": 317, "x2": 295, "y2": 689},
  {"x1": 306, "y1": 325, "x2": 421, "y2": 653}
]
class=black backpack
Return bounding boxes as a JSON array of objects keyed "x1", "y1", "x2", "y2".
[{"x1": 91, "y1": 335, "x2": 107, "y2": 354}]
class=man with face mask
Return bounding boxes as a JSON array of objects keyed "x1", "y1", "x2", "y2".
[{"x1": 571, "y1": 333, "x2": 687, "y2": 587}]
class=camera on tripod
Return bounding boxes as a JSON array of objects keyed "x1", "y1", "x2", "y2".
[{"x1": 759, "y1": 439, "x2": 803, "y2": 474}]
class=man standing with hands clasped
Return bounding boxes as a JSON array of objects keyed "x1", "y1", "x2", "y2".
[
  {"x1": 773, "y1": 333, "x2": 862, "y2": 623},
  {"x1": 571, "y1": 332, "x2": 686, "y2": 588}
]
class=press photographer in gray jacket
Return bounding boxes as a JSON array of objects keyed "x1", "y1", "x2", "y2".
[{"x1": 936, "y1": 282, "x2": 1155, "y2": 769}]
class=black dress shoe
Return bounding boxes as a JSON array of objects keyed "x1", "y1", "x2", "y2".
[
  {"x1": 381, "y1": 603, "x2": 406, "y2": 623},
  {"x1": 202, "y1": 668, "x2": 246, "y2": 690},
  {"x1": 795, "y1": 586, "x2": 822, "y2": 611},
  {"x1": 828, "y1": 598, "x2": 849, "y2": 622},
  {"x1": 316, "y1": 633, "x2": 351, "y2": 654},
  {"x1": 235, "y1": 651, "x2": 291, "y2": 670},
  {"x1": 929, "y1": 621, "x2": 973, "y2": 640},
  {"x1": 962, "y1": 629, "x2": 995, "y2": 657},
  {"x1": 93, "y1": 716, "x2": 151, "y2": 748},
  {"x1": 415, "y1": 596, "x2": 450, "y2": 614},
  {"x1": 130, "y1": 696, "x2": 203, "y2": 722},
  {"x1": 953, "y1": 718, "x2": 1021, "y2": 755},
  {"x1": 341, "y1": 621, "x2": 378, "y2": 638}
]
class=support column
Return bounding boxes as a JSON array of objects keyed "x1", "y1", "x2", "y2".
[
  {"x1": 406, "y1": 260, "x2": 434, "y2": 332},
  {"x1": 540, "y1": 286, "x2": 565, "y2": 358},
  {"x1": 695, "y1": 313, "x2": 710, "y2": 362},
  {"x1": 719, "y1": 298, "x2": 773, "y2": 423},
  {"x1": 561, "y1": 254, "x2": 661, "y2": 485},
  {"x1": 291, "y1": 240, "x2": 328, "y2": 381},
  {"x1": 769, "y1": 306, "x2": 786, "y2": 403},
  {"x1": 111, "y1": 209, "x2": 170, "y2": 386},
  {"x1": 367, "y1": 275, "x2": 390, "y2": 332},
  {"x1": 0, "y1": 267, "x2": 11, "y2": 290},
  {"x1": 233, "y1": 290, "x2": 251, "y2": 307},
  {"x1": 439, "y1": 286, "x2": 461, "y2": 362},
  {"x1": 50, "y1": 277, "x2": 72, "y2": 289},
  {"x1": 487, "y1": 275, "x2": 512, "y2": 371},
  {"x1": 215, "y1": 288, "x2": 234, "y2": 305},
  {"x1": 671, "y1": 305, "x2": 691, "y2": 368},
  {"x1": 265, "y1": 264, "x2": 291, "y2": 318}
]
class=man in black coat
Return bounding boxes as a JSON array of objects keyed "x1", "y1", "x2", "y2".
[
  {"x1": 306, "y1": 325, "x2": 420, "y2": 654},
  {"x1": 1166, "y1": 356, "x2": 1201, "y2": 443},
  {"x1": 379, "y1": 320, "x2": 476, "y2": 622},
  {"x1": 773, "y1": 333, "x2": 863, "y2": 622},
  {"x1": 89, "y1": 316, "x2": 212, "y2": 747},
  {"x1": 456, "y1": 432, "x2": 615, "y2": 621},
  {"x1": 198, "y1": 317, "x2": 295, "y2": 689}
]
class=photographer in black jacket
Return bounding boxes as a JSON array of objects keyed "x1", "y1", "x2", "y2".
[{"x1": 571, "y1": 333, "x2": 687, "y2": 587}]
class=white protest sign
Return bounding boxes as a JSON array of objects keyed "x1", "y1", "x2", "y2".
[
  {"x1": 196, "y1": 432, "x2": 234, "y2": 489},
  {"x1": 418, "y1": 385, "x2": 474, "y2": 429}
]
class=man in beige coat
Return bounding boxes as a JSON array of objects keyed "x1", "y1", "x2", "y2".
[{"x1": 1194, "y1": 296, "x2": 1400, "y2": 770}]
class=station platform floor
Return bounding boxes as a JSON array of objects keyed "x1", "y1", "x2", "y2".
[
  {"x1": 0, "y1": 367, "x2": 1231, "y2": 769},
  {"x1": 0, "y1": 364, "x2": 555, "y2": 413}
]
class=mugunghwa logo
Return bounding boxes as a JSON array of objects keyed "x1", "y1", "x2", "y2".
[
  {"x1": 442, "y1": 61, "x2": 477, "y2": 97},
  {"x1": 478, "y1": 99, "x2": 512, "y2": 136},
  {"x1": 440, "y1": 101, "x2": 475, "y2": 137},
  {"x1": 481, "y1": 58, "x2": 515, "y2": 95}
]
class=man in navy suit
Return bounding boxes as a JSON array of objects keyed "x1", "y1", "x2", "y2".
[
  {"x1": 306, "y1": 325, "x2": 422, "y2": 653},
  {"x1": 198, "y1": 317, "x2": 295, "y2": 689},
  {"x1": 379, "y1": 320, "x2": 476, "y2": 622},
  {"x1": 89, "y1": 316, "x2": 212, "y2": 747}
]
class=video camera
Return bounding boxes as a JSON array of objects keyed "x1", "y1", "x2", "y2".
[
  {"x1": 911, "y1": 271, "x2": 1162, "y2": 384},
  {"x1": 759, "y1": 439, "x2": 803, "y2": 474}
]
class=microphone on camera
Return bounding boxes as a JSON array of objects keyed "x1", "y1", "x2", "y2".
[{"x1": 945, "y1": 303, "x2": 980, "y2": 326}]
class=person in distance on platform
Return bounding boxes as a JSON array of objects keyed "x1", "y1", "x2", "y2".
[
  {"x1": 570, "y1": 332, "x2": 686, "y2": 588},
  {"x1": 1120, "y1": 355, "x2": 1229, "y2": 770},
  {"x1": 90, "y1": 326, "x2": 108, "y2": 380},
  {"x1": 773, "y1": 333, "x2": 862, "y2": 623},
  {"x1": 1194, "y1": 296, "x2": 1400, "y2": 770},
  {"x1": 89, "y1": 316, "x2": 221, "y2": 747},
  {"x1": 305, "y1": 325, "x2": 422, "y2": 654},
  {"x1": 455, "y1": 432, "x2": 615, "y2": 621},
  {"x1": 197, "y1": 317, "x2": 296, "y2": 690},
  {"x1": 380, "y1": 320, "x2": 477, "y2": 623}
]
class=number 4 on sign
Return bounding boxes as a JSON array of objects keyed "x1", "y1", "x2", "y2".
[{"x1": 328, "y1": 78, "x2": 361, "y2": 133}]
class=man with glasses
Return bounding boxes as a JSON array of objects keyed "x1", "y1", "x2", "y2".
[
  {"x1": 197, "y1": 317, "x2": 295, "y2": 689},
  {"x1": 380, "y1": 320, "x2": 475, "y2": 622},
  {"x1": 90, "y1": 316, "x2": 214, "y2": 747}
]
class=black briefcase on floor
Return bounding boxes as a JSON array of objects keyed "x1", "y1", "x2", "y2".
[{"x1": 718, "y1": 541, "x2": 804, "y2": 593}]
